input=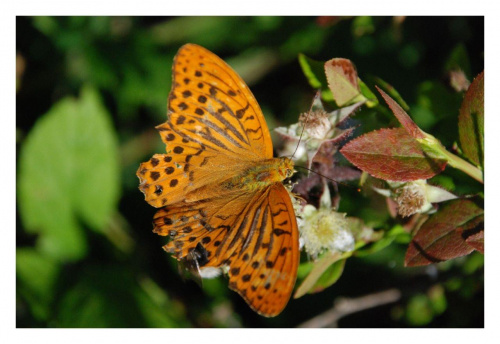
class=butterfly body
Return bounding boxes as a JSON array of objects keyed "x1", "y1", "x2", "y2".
[
  {"x1": 138, "y1": 44, "x2": 299, "y2": 317},
  {"x1": 223, "y1": 157, "x2": 294, "y2": 192}
]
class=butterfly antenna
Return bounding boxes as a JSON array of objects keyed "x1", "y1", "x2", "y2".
[
  {"x1": 295, "y1": 165, "x2": 361, "y2": 191},
  {"x1": 289, "y1": 110, "x2": 311, "y2": 161}
]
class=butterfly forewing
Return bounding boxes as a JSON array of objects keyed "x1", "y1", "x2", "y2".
[
  {"x1": 166, "y1": 44, "x2": 273, "y2": 159},
  {"x1": 137, "y1": 44, "x2": 299, "y2": 317}
]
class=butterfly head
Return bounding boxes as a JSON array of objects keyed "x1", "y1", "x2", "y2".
[{"x1": 278, "y1": 156, "x2": 295, "y2": 181}]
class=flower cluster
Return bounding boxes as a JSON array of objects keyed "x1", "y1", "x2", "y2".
[
  {"x1": 374, "y1": 179, "x2": 457, "y2": 218},
  {"x1": 297, "y1": 184, "x2": 354, "y2": 259}
]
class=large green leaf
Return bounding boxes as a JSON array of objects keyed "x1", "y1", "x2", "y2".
[{"x1": 18, "y1": 86, "x2": 120, "y2": 261}]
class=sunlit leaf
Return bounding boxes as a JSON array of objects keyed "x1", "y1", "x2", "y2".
[
  {"x1": 325, "y1": 58, "x2": 365, "y2": 106},
  {"x1": 18, "y1": 86, "x2": 120, "y2": 261},
  {"x1": 340, "y1": 128, "x2": 447, "y2": 181}
]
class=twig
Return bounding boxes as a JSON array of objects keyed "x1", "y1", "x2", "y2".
[{"x1": 297, "y1": 288, "x2": 401, "y2": 328}]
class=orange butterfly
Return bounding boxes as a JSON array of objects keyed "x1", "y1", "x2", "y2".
[{"x1": 137, "y1": 44, "x2": 299, "y2": 317}]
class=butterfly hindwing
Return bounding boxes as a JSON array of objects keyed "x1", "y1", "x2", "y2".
[
  {"x1": 153, "y1": 183, "x2": 298, "y2": 317},
  {"x1": 226, "y1": 184, "x2": 299, "y2": 316}
]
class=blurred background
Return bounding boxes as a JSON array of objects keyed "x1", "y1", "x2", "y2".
[{"x1": 16, "y1": 16, "x2": 484, "y2": 328}]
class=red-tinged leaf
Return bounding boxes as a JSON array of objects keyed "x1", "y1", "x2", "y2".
[
  {"x1": 405, "y1": 199, "x2": 484, "y2": 266},
  {"x1": 460, "y1": 213, "x2": 484, "y2": 253},
  {"x1": 325, "y1": 58, "x2": 365, "y2": 106},
  {"x1": 376, "y1": 86, "x2": 425, "y2": 139},
  {"x1": 372, "y1": 77, "x2": 410, "y2": 111},
  {"x1": 340, "y1": 128, "x2": 447, "y2": 181},
  {"x1": 465, "y1": 229, "x2": 484, "y2": 253},
  {"x1": 458, "y1": 71, "x2": 484, "y2": 168}
]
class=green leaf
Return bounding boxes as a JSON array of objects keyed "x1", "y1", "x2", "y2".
[
  {"x1": 16, "y1": 248, "x2": 60, "y2": 321},
  {"x1": 359, "y1": 79, "x2": 378, "y2": 107},
  {"x1": 458, "y1": 71, "x2": 484, "y2": 168},
  {"x1": 311, "y1": 259, "x2": 346, "y2": 293},
  {"x1": 355, "y1": 225, "x2": 409, "y2": 257},
  {"x1": 18, "y1": 86, "x2": 120, "y2": 261},
  {"x1": 298, "y1": 53, "x2": 326, "y2": 89},
  {"x1": 294, "y1": 251, "x2": 350, "y2": 298}
]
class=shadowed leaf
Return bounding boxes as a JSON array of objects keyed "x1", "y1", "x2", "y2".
[
  {"x1": 405, "y1": 199, "x2": 483, "y2": 267},
  {"x1": 465, "y1": 230, "x2": 484, "y2": 254},
  {"x1": 458, "y1": 71, "x2": 484, "y2": 168}
]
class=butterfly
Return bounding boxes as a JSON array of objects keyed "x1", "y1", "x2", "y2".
[{"x1": 137, "y1": 44, "x2": 299, "y2": 317}]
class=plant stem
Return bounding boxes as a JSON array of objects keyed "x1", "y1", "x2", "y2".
[
  {"x1": 420, "y1": 134, "x2": 483, "y2": 184},
  {"x1": 441, "y1": 149, "x2": 483, "y2": 183}
]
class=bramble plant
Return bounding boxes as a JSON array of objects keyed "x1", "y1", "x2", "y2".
[{"x1": 279, "y1": 54, "x2": 484, "y2": 298}]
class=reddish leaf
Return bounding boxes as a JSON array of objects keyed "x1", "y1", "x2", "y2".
[
  {"x1": 405, "y1": 199, "x2": 484, "y2": 266},
  {"x1": 376, "y1": 86, "x2": 425, "y2": 139},
  {"x1": 458, "y1": 71, "x2": 484, "y2": 168},
  {"x1": 340, "y1": 128, "x2": 447, "y2": 181},
  {"x1": 465, "y1": 229, "x2": 484, "y2": 253},
  {"x1": 325, "y1": 58, "x2": 363, "y2": 106}
]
